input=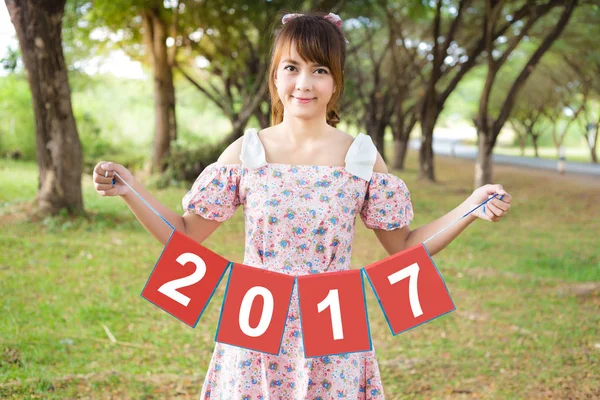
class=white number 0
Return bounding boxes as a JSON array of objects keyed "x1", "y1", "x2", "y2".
[
  {"x1": 158, "y1": 253, "x2": 206, "y2": 306},
  {"x1": 387, "y1": 263, "x2": 423, "y2": 318},
  {"x1": 239, "y1": 287, "x2": 274, "y2": 337}
]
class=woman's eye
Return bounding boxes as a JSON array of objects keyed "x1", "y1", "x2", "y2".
[
  {"x1": 316, "y1": 68, "x2": 328, "y2": 74},
  {"x1": 284, "y1": 65, "x2": 296, "y2": 71}
]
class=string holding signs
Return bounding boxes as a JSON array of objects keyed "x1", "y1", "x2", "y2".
[{"x1": 112, "y1": 169, "x2": 498, "y2": 357}]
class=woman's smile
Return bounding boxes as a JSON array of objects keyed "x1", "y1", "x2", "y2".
[{"x1": 292, "y1": 96, "x2": 315, "y2": 104}]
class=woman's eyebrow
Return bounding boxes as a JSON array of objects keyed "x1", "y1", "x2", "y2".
[{"x1": 282, "y1": 59, "x2": 326, "y2": 67}]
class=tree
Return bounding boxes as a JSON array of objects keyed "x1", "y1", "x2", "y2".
[
  {"x1": 557, "y1": 5, "x2": 600, "y2": 163},
  {"x1": 5, "y1": 0, "x2": 84, "y2": 217},
  {"x1": 82, "y1": 0, "x2": 181, "y2": 174},
  {"x1": 345, "y1": 15, "x2": 396, "y2": 157},
  {"x1": 474, "y1": 0, "x2": 577, "y2": 187}
]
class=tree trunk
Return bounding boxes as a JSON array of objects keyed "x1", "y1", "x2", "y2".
[
  {"x1": 590, "y1": 129, "x2": 598, "y2": 163},
  {"x1": 376, "y1": 124, "x2": 386, "y2": 162},
  {"x1": 474, "y1": 130, "x2": 494, "y2": 187},
  {"x1": 6, "y1": 0, "x2": 83, "y2": 217},
  {"x1": 419, "y1": 105, "x2": 437, "y2": 182},
  {"x1": 143, "y1": 9, "x2": 176, "y2": 174},
  {"x1": 391, "y1": 112, "x2": 416, "y2": 171},
  {"x1": 532, "y1": 134, "x2": 540, "y2": 157},
  {"x1": 393, "y1": 138, "x2": 409, "y2": 170}
]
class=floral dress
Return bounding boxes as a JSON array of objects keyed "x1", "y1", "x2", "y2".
[{"x1": 182, "y1": 128, "x2": 414, "y2": 399}]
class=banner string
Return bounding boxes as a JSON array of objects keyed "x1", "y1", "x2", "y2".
[
  {"x1": 422, "y1": 193, "x2": 500, "y2": 245},
  {"x1": 113, "y1": 172, "x2": 501, "y2": 247},
  {"x1": 113, "y1": 172, "x2": 175, "y2": 231}
]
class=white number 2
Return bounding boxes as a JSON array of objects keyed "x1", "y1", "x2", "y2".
[
  {"x1": 317, "y1": 289, "x2": 344, "y2": 340},
  {"x1": 387, "y1": 263, "x2": 423, "y2": 318},
  {"x1": 158, "y1": 253, "x2": 207, "y2": 306}
]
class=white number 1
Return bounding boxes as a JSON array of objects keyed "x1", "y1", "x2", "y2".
[
  {"x1": 317, "y1": 289, "x2": 344, "y2": 340},
  {"x1": 387, "y1": 263, "x2": 423, "y2": 318}
]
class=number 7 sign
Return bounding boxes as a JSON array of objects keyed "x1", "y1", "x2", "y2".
[{"x1": 363, "y1": 244, "x2": 455, "y2": 335}]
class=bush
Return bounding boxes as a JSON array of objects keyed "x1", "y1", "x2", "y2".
[{"x1": 149, "y1": 139, "x2": 228, "y2": 189}]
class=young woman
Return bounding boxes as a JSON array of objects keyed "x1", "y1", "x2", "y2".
[{"x1": 93, "y1": 11, "x2": 511, "y2": 399}]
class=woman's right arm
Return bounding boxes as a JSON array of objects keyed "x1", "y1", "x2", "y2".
[{"x1": 93, "y1": 137, "x2": 244, "y2": 246}]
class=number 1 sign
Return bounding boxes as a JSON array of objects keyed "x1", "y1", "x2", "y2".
[
  {"x1": 363, "y1": 244, "x2": 455, "y2": 335},
  {"x1": 141, "y1": 230, "x2": 230, "y2": 327},
  {"x1": 297, "y1": 269, "x2": 372, "y2": 358}
]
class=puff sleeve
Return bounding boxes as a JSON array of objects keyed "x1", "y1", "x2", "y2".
[
  {"x1": 360, "y1": 172, "x2": 414, "y2": 230},
  {"x1": 181, "y1": 162, "x2": 242, "y2": 222}
]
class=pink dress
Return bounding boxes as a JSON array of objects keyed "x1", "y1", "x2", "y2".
[{"x1": 182, "y1": 128, "x2": 414, "y2": 399}]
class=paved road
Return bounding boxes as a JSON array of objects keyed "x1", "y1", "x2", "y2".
[{"x1": 408, "y1": 139, "x2": 600, "y2": 177}]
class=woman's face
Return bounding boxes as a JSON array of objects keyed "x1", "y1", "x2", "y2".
[{"x1": 274, "y1": 43, "x2": 337, "y2": 121}]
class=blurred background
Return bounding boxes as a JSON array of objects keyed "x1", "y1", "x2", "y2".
[{"x1": 1, "y1": 0, "x2": 598, "y2": 399}]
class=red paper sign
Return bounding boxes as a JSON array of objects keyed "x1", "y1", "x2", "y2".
[
  {"x1": 216, "y1": 264, "x2": 295, "y2": 355},
  {"x1": 297, "y1": 269, "x2": 371, "y2": 358},
  {"x1": 363, "y1": 243, "x2": 455, "y2": 335},
  {"x1": 141, "y1": 230, "x2": 230, "y2": 327}
]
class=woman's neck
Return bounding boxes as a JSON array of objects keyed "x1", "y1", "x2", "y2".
[{"x1": 278, "y1": 117, "x2": 333, "y2": 146}]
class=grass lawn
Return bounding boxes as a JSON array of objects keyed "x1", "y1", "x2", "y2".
[{"x1": 1, "y1": 152, "x2": 599, "y2": 399}]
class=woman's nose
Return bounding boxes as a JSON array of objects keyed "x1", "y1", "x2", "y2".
[{"x1": 295, "y1": 72, "x2": 313, "y2": 91}]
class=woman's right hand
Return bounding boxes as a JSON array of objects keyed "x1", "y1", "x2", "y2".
[{"x1": 93, "y1": 161, "x2": 134, "y2": 197}]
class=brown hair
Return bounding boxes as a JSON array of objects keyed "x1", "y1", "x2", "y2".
[{"x1": 267, "y1": 12, "x2": 347, "y2": 127}]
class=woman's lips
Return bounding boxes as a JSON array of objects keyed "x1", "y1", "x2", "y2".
[{"x1": 293, "y1": 96, "x2": 314, "y2": 104}]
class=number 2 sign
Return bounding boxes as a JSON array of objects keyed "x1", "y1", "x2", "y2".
[
  {"x1": 141, "y1": 230, "x2": 230, "y2": 327},
  {"x1": 363, "y1": 244, "x2": 455, "y2": 335}
]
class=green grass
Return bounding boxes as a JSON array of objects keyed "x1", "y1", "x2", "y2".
[
  {"x1": 492, "y1": 145, "x2": 597, "y2": 164},
  {"x1": 1, "y1": 152, "x2": 599, "y2": 399}
]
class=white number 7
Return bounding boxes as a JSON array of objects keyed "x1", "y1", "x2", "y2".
[{"x1": 387, "y1": 263, "x2": 423, "y2": 318}]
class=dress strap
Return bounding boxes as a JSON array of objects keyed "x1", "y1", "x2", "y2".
[
  {"x1": 344, "y1": 132, "x2": 377, "y2": 181},
  {"x1": 239, "y1": 128, "x2": 268, "y2": 169}
]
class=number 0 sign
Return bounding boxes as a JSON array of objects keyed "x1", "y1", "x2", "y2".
[
  {"x1": 216, "y1": 264, "x2": 295, "y2": 355},
  {"x1": 141, "y1": 230, "x2": 230, "y2": 327},
  {"x1": 363, "y1": 244, "x2": 455, "y2": 335}
]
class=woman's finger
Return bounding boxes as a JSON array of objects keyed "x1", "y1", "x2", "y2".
[
  {"x1": 491, "y1": 198, "x2": 510, "y2": 212},
  {"x1": 93, "y1": 171, "x2": 114, "y2": 185},
  {"x1": 499, "y1": 192, "x2": 512, "y2": 204},
  {"x1": 97, "y1": 186, "x2": 119, "y2": 196},
  {"x1": 486, "y1": 200, "x2": 505, "y2": 218}
]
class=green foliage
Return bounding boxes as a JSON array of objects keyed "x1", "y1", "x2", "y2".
[
  {"x1": 0, "y1": 75, "x2": 36, "y2": 160},
  {"x1": 0, "y1": 46, "x2": 19, "y2": 73}
]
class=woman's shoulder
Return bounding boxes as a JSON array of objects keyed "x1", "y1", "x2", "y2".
[{"x1": 216, "y1": 136, "x2": 245, "y2": 165}]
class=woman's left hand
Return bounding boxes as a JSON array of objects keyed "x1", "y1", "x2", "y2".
[{"x1": 468, "y1": 184, "x2": 512, "y2": 222}]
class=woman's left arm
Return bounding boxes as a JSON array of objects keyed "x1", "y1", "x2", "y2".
[{"x1": 374, "y1": 184, "x2": 512, "y2": 257}]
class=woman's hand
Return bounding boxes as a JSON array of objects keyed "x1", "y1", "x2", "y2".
[
  {"x1": 468, "y1": 184, "x2": 512, "y2": 222},
  {"x1": 92, "y1": 161, "x2": 133, "y2": 197}
]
